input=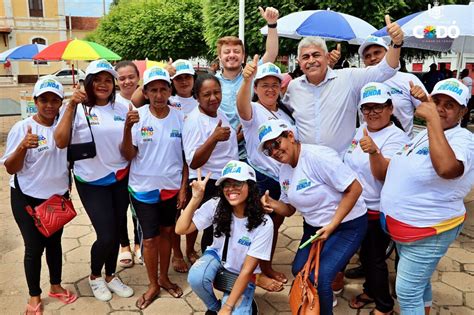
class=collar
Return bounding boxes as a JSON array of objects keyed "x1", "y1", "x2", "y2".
[
  {"x1": 216, "y1": 68, "x2": 243, "y2": 82},
  {"x1": 301, "y1": 67, "x2": 338, "y2": 87}
]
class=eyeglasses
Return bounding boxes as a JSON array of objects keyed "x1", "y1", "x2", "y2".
[
  {"x1": 263, "y1": 138, "x2": 282, "y2": 156},
  {"x1": 361, "y1": 104, "x2": 387, "y2": 114},
  {"x1": 259, "y1": 83, "x2": 280, "y2": 91},
  {"x1": 222, "y1": 181, "x2": 246, "y2": 190}
]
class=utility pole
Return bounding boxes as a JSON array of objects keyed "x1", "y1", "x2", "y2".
[
  {"x1": 239, "y1": 0, "x2": 244, "y2": 43},
  {"x1": 103, "y1": 0, "x2": 106, "y2": 16}
]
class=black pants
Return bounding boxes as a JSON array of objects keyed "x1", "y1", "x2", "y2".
[
  {"x1": 119, "y1": 212, "x2": 140, "y2": 248},
  {"x1": 75, "y1": 177, "x2": 129, "y2": 276},
  {"x1": 189, "y1": 178, "x2": 218, "y2": 254},
  {"x1": 11, "y1": 187, "x2": 64, "y2": 297},
  {"x1": 360, "y1": 218, "x2": 394, "y2": 313}
]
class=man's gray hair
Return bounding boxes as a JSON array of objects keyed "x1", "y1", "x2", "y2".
[{"x1": 297, "y1": 37, "x2": 328, "y2": 57}]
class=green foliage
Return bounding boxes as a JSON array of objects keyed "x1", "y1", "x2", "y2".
[{"x1": 88, "y1": 0, "x2": 207, "y2": 61}]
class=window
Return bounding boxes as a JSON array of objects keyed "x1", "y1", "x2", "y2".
[
  {"x1": 412, "y1": 63, "x2": 423, "y2": 72},
  {"x1": 32, "y1": 37, "x2": 47, "y2": 65},
  {"x1": 29, "y1": 0, "x2": 43, "y2": 17}
]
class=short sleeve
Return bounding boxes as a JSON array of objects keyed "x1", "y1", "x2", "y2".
[
  {"x1": 246, "y1": 217, "x2": 274, "y2": 261},
  {"x1": 182, "y1": 114, "x2": 204, "y2": 166},
  {"x1": 448, "y1": 131, "x2": 473, "y2": 176},
  {"x1": 381, "y1": 129, "x2": 410, "y2": 159},
  {"x1": 192, "y1": 198, "x2": 219, "y2": 231},
  {"x1": 131, "y1": 123, "x2": 139, "y2": 147},
  {"x1": 0, "y1": 121, "x2": 26, "y2": 164}
]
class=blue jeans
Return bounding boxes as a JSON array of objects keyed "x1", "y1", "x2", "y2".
[
  {"x1": 188, "y1": 250, "x2": 256, "y2": 314},
  {"x1": 292, "y1": 214, "x2": 367, "y2": 315},
  {"x1": 395, "y1": 224, "x2": 463, "y2": 315}
]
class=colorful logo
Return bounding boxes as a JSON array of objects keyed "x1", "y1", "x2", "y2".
[
  {"x1": 413, "y1": 24, "x2": 460, "y2": 39},
  {"x1": 114, "y1": 115, "x2": 125, "y2": 122},
  {"x1": 261, "y1": 64, "x2": 280, "y2": 75},
  {"x1": 175, "y1": 62, "x2": 191, "y2": 71},
  {"x1": 258, "y1": 125, "x2": 272, "y2": 141},
  {"x1": 170, "y1": 101, "x2": 182, "y2": 110},
  {"x1": 222, "y1": 162, "x2": 241, "y2": 176},
  {"x1": 436, "y1": 81, "x2": 463, "y2": 96},
  {"x1": 96, "y1": 61, "x2": 113, "y2": 70},
  {"x1": 86, "y1": 113, "x2": 99, "y2": 125},
  {"x1": 148, "y1": 68, "x2": 167, "y2": 79},
  {"x1": 37, "y1": 135, "x2": 49, "y2": 152},
  {"x1": 390, "y1": 87, "x2": 403, "y2": 95},
  {"x1": 416, "y1": 147, "x2": 429, "y2": 156},
  {"x1": 423, "y1": 25, "x2": 436, "y2": 39},
  {"x1": 39, "y1": 79, "x2": 60, "y2": 90},
  {"x1": 170, "y1": 129, "x2": 181, "y2": 138},
  {"x1": 396, "y1": 144, "x2": 410, "y2": 155},
  {"x1": 362, "y1": 86, "x2": 381, "y2": 99},
  {"x1": 141, "y1": 126, "x2": 154, "y2": 141},
  {"x1": 238, "y1": 236, "x2": 251, "y2": 247},
  {"x1": 347, "y1": 139, "x2": 358, "y2": 154},
  {"x1": 296, "y1": 179, "x2": 311, "y2": 191},
  {"x1": 282, "y1": 179, "x2": 290, "y2": 192}
]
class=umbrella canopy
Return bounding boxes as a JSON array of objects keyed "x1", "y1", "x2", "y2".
[
  {"x1": 372, "y1": 4, "x2": 474, "y2": 53},
  {"x1": 261, "y1": 10, "x2": 377, "y2": 44},
  {"x1": 133, "y1": 59, "x2": 165, "y2": 78},
  {"x1": 0, "y1": 44, "x2": 47, "y2": 62},
  {"x1": 33, "y1": 39, "x2": 121, "y2": 61}
]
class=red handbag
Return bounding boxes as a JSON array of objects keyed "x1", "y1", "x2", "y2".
[{"x1": 15, "y1": 175, "x2": 76, "y2": 238}]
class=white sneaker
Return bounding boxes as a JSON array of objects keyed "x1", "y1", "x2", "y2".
[
  {"x1": 89, "y1": 277, "x2": 112, "y2": 302},
  {"x1": 106, "y1": 276, "x2": 134, "y2": 298},
  {"x1": 333, "y1": 293, "x2": 338, "y2": 308}
]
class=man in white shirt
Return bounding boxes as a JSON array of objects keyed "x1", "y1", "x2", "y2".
[
  {"x1": 283, "y1": 16, "x2": 403, "y2": 157},
  {"x1": 358, "y1": 35, "x2": 427, "y2": 138}
]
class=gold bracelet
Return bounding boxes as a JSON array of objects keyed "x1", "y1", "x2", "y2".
[{"x1": 224, "y1": 302, "x2": 234, "y2": 310}]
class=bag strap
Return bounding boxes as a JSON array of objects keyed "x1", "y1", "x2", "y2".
[
  {"x1": 14, "y1": 174, "x2": 35, "y2": 216},
  {"x1": 308, "y1": 240, "x2": 323, "y2": 285},
  {"x1": 221, "y1": 234, "x2": 230, "y2": 264},
  {"x1": 301, "y1": 240, "x2": 318, "y2": 282}
]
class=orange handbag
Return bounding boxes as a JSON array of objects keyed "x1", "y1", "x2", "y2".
[{"x1": 289, "y1": 240, "x2": 322, "y2": 315}]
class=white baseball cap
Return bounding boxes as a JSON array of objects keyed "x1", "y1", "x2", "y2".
[
  {"x1": 171, "y1": 59, "x2": 195, "y2": 79},
  {"x1": 431, "y1": 78, "x2": 470, "y2": 107},
  {"x1": 33, "y1": 77, "x2": 64, "y2": 98},
  {"x1": 86, "y1": 59, "x2": 118, "y2": 78},
  {"x1": 257, "y1": 119, "x2": 291, "y2": 153},
  {"x1": 215, "y1": 160, "x2": 256, "y2": 186},
  {"x1": 143, "y1": 66, "x2": 171, "y2": 86},
  {"x1": 255, "y1": 62, "x2": 283, "y2": 81},
  {"x1": 358, "y1": 35, "x2": 389, "y2": 56},
  {"x1": 359, "y1": 82, "x2": 391, "y2": 107}
]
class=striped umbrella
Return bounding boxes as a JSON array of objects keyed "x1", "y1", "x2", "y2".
[
  {"x1": 0, "y1": 44, "x2": 47, "y2": 62},
  {"x1": 33, "y1": 39, "x2": 120, "y2": 61}
]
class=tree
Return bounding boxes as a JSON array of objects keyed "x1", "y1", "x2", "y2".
[
  {"x1": 202, "y1": 0, "x2": 469, "y2": 59},
  {"x1": 88, "y1": 0, "x2": 207, "y2": 61}
]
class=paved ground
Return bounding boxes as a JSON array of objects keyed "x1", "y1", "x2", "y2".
[{"x1": 0, "y1": 115, "x2": 473, "y2": 315}]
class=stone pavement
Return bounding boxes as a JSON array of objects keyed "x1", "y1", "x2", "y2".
[{"x1": 0, "y1": 115, "x2": 473, "y2": 315}]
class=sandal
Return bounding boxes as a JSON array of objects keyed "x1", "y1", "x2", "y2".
[
  {"x1": 160, "y1": 282, "x2": 183, "y2": 298},
  {"x1": 25, "y1": 302, "x2": 42, "y2": 315},
  {"x1": 48, "y1": 290, "x2": 78, "y2": 304},
  {"x1": 256, "y1": 274, "x2": 284, "y2": 292},
  {"x1": 172, "y1": 256, "x2": 189, "y2": 273},
  {"x1": 118, "y1": 250, "x2": 133, "y2": 268},
  {"x1": 135, "y1": 292, "x2": 159, "y2": 310},
  {"x1": 134, "y1": 248, "x2": 143, "y2": 265},
  {"x1": 349, "y1": 293, "x2": 375, "y2": 309},
  {"x1": 187, "y1": 251, "x2": 200, "y2": 265}
]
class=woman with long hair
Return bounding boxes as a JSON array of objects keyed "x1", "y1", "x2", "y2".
[{"x1": 176, "y1": 161, "x2": 273, "y2": 314}]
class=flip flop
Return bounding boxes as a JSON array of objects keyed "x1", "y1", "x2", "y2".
[
  {"x1": 349, "y1": 293, "x2": 375, "y2": 309},
  {"x1": 160, "y1": 283, "x2": 183, "y2": 298},
  {"x1": 187, "y1": 251, "x2": 200, "y2": 265},
  {"x1": 256, "y1": 274, "x2": 284, "y2": 292},
  {"x1": 135, "y1": 292, "x2": 159, "y2": 310},
  {"x1": 48, "y1": 290, "x2": 78, "y2": 304},
  {"x1": 118, "y1": 251, "x2": 133, "y2": 268},
  {"x1": 172, "y1": 256, "x2": 189, "y2": 273},
  {"x1": 25, "y1": 302, "x2": 42, "y2": 315}
]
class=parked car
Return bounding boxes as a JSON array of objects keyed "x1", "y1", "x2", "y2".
[{"x1": 40, "y1": 68, "x2": 86, "y2": 85}]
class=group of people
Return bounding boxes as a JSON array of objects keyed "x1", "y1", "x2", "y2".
[{"x1": 2, "y1": 6, "x2": 473, "y2": 315}]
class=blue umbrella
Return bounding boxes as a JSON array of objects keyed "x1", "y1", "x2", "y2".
[{"x1": 0, "y1": 44, "x2": 47, "y2": 62}]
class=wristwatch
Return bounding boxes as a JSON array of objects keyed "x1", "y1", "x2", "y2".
[
  {"x1": 267, "y1": 23, "x2": 277, "y2": 29},
  {"x1": 390, "y1": 40, "x2": 404, "y2": 49}
]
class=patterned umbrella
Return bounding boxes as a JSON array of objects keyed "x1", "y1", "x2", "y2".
[
  {"x1": 33, "y1": 39, "x2": 120, "y2": 61},
  {"x1": 0, "y1": 44, "x2": 46, "y2": 62}
]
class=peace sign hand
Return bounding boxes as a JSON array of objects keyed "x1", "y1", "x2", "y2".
[{"x1": 190, "y1": 168, "x2": 211, "y2": 201}]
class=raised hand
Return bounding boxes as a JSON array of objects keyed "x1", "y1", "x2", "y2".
[
  {"x1": 21, "y1": 125, "x2": 39, "y2": 150},
  {"x1": 125, "y1": 103, "x2": 139, "y2": 129},
  {"x1": 211, "y1": 120, "x2": 231, "y2": 142},
  {"x1": 259, "y1": 6, "x2": 279, "y2": 24},
  {"x1": 415, "y1": 97, "x2": 439, "y2": 123},
  {"x1": 190, "y1": 168, "x2": 211, "y2": 201},
  {"x1": 70, "y1": 83, "x2": 87, "y2": 107},
  {"x1": 409, "y1": 81, "x2": 429, "y2": 102},
  {"x1": 359, "y1": 128, "x2": 379, "y2": 155},
  {"x1": 260, "y1": 190, "x2": 274, "y2": 213},
  {"x1": 385, "y1": 15, "x2": 404, "y2": 46},
  {"x1": 165, "y1": 57, "x2": 176, "y2": 78},
  {"x1": 328, "y1": 43, "x2": 341, "y2": 68},
  {"x1": 243, "y1": 54, "x2": 259, "y2": 81}
]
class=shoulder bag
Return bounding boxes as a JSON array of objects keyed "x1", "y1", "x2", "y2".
[
  {"x1": 67, "y1": 105, "x2": 96, "y2": 163},
  {"x1": 289, "y1": 240, "x2": 322, "y2": 315},
  {"x1": 213, "y1": 234, "x2": 240, "y2": 293}
]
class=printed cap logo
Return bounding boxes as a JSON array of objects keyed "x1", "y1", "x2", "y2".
[
  {"x1": 437, "y1": 81, "x2": 463, "y2": 95},
  {"x1": 362, "y1": 86, "x2": 381, "y2": 98},
  {"x1": 96, "y1": 61, "x2": 113, "y2": 70},
  {"x1": 258, "y1": 125, "x2": 272, "y2": 141},
  {"x1": 39, "y1": 79, "x2": 60, "y2": 90}
]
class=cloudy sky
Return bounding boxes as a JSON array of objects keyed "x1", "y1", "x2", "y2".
[{"x1": 64, "y1": 0, "x2": 113, "y2": 17}]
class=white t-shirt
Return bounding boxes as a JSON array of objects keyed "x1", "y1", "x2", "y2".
[
  {"x1": 68, "y1": 102, "x2": 129, "y2": 185},
  {"x1": 239, "y1": 102, "x2": 295, "y2": 180},
  {"x1": 115, "y1": 93, "x2": 131, "y2": 107},
  {"x1": 169, "y1": 95, "x2": 199, "y2": 116},
  {"x1": 344, "y1": 123, "x2": 409, "y2": 210},
  {"x1": 279, "y1": 144, "x2": 367, "y2": 227},
  {"x1": 192, "y1": 198, "x2": 274, "y2": 274},
  {"x1": 1, "y1": 117, "x2": 68, "y2": 199},
  {"x1": 182, "y1": 107, "x2": 238, "y2": 180},
  {"x1": 381, "y1": 126, "x2": 474, "y2": 229},
  {"x1": 462, "y1": 76, "x2": 472, "y2": 100},
  {"x1": 129, "y1": 106, "x2": 184, "y2": 203}
]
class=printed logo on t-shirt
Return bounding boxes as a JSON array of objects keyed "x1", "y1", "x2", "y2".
[
  {"x1": 390, "y1": 87, "x2": 403, "y2": 95},
  {"x1": 86, "y1": 113, "x2": 99, "y2": 125},
  {"x1": 141, "y1": 126, "x2": 154, "y2": 142},
  {"x1": 415, "y1": 146, "x2": 429, "y2": 155},
  {"x1": 37, "y1": 135, "x2": 49, "y2": 152},
  {"x1": 296, "y1": 179, "x2": 311, "y2": 191},
  {"x1": 170, "y1": 129, "x2": 182, "y2": 138},
  {"x1": 114, "y1": 115, "x2": 125, "y2": 122},
  {"x1": 347, "y1": 139, "x2": 358, "y2": 154},
  {"x1": 170, "y1": 102, "x2": 182, "y2": 110},
  {"x1": 237, "y1": 236, "x2": 251, "y2": 247},
  {"x1": 396, "y1": 144, "x2": 410, "y2": 155},
  {"x1": 282, "y1": 179, "x2": 290, "y2": 192}
]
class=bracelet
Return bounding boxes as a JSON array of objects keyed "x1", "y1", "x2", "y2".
[
  {"x1": 267, "y1": 23, "x2": 277, "y2": 28},
  {"x1": 390, "y1": 40, "x2": 404, "y2": 48},
  {"x1": 224, "y1": 302, "x2": 234, "y2": 310}
]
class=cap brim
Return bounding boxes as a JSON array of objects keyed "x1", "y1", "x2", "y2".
[
  {"x1": 215, "y1": 173, "x2": 245, "y2": 186},
  {"x1": 144, "y1": 77, "x2": 171, "y2": 86},
  {"x1": 171, "y1": 70, "x2": 195, "y2": 80},
  {"x1": 255, "y1": 73, "x2": 283, "y2": 81},
  {"x1": 87, "y1": 68, "x2": 118, "y2": 79},
  {"x1": 33, "y1": 88, "x2": 64, "y2": 99},
  {"x1": 431, "y1": 90, "x2": 467, "y2": 106},
  {"x1": 358, "y1": 42, "x2": 387, "y2": 56},
  {"x1": 359, "y1": 96, "x2": 390, "y2": 107}
]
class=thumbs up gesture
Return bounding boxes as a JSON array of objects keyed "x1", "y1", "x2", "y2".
[
  {"x1": 260, "y1": 190, "x2": 274, "y2": 213},
  {"x1": 70, "y1": 82, "x2": 87, "y2": 107},
  {"x1": 21, "y1": 125, "x2": 39, "y2": 150},
  {"x1": 259, "y1": 6, "x2": 279, "y2": 24},
  {"x1": 409, "y1": 81, "x2": 429, "y2": 102},
  {"x1": 165, "y1": 57, "x2": 176, "y2": 78},
  {"x1": 243, "y1": 54, "x2": 259, "y2": 81},
  {"x1": 359, "y1": 128, "x2": 379, "y2": 155},
  {"x1": 211, "y1": 119, "x2": 231, "y2": 142},
  {"x1": 385, "y1": 15, "x2": 404, "y2": 46},
  {"x1": 125, "y1": 103, "x2": 139, "y2": 129},
  {"x1": 328, "y1": 43, "x2": 341, "y2": 69}
]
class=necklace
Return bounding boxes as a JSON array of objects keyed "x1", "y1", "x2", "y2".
[{"x1": 407, "y1": 133, "x2": 429, "y2": 155}]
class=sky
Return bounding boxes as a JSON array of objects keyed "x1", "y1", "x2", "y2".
[{"x1": 64, "y1": 0, "x2": 113, "y2": 17}]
